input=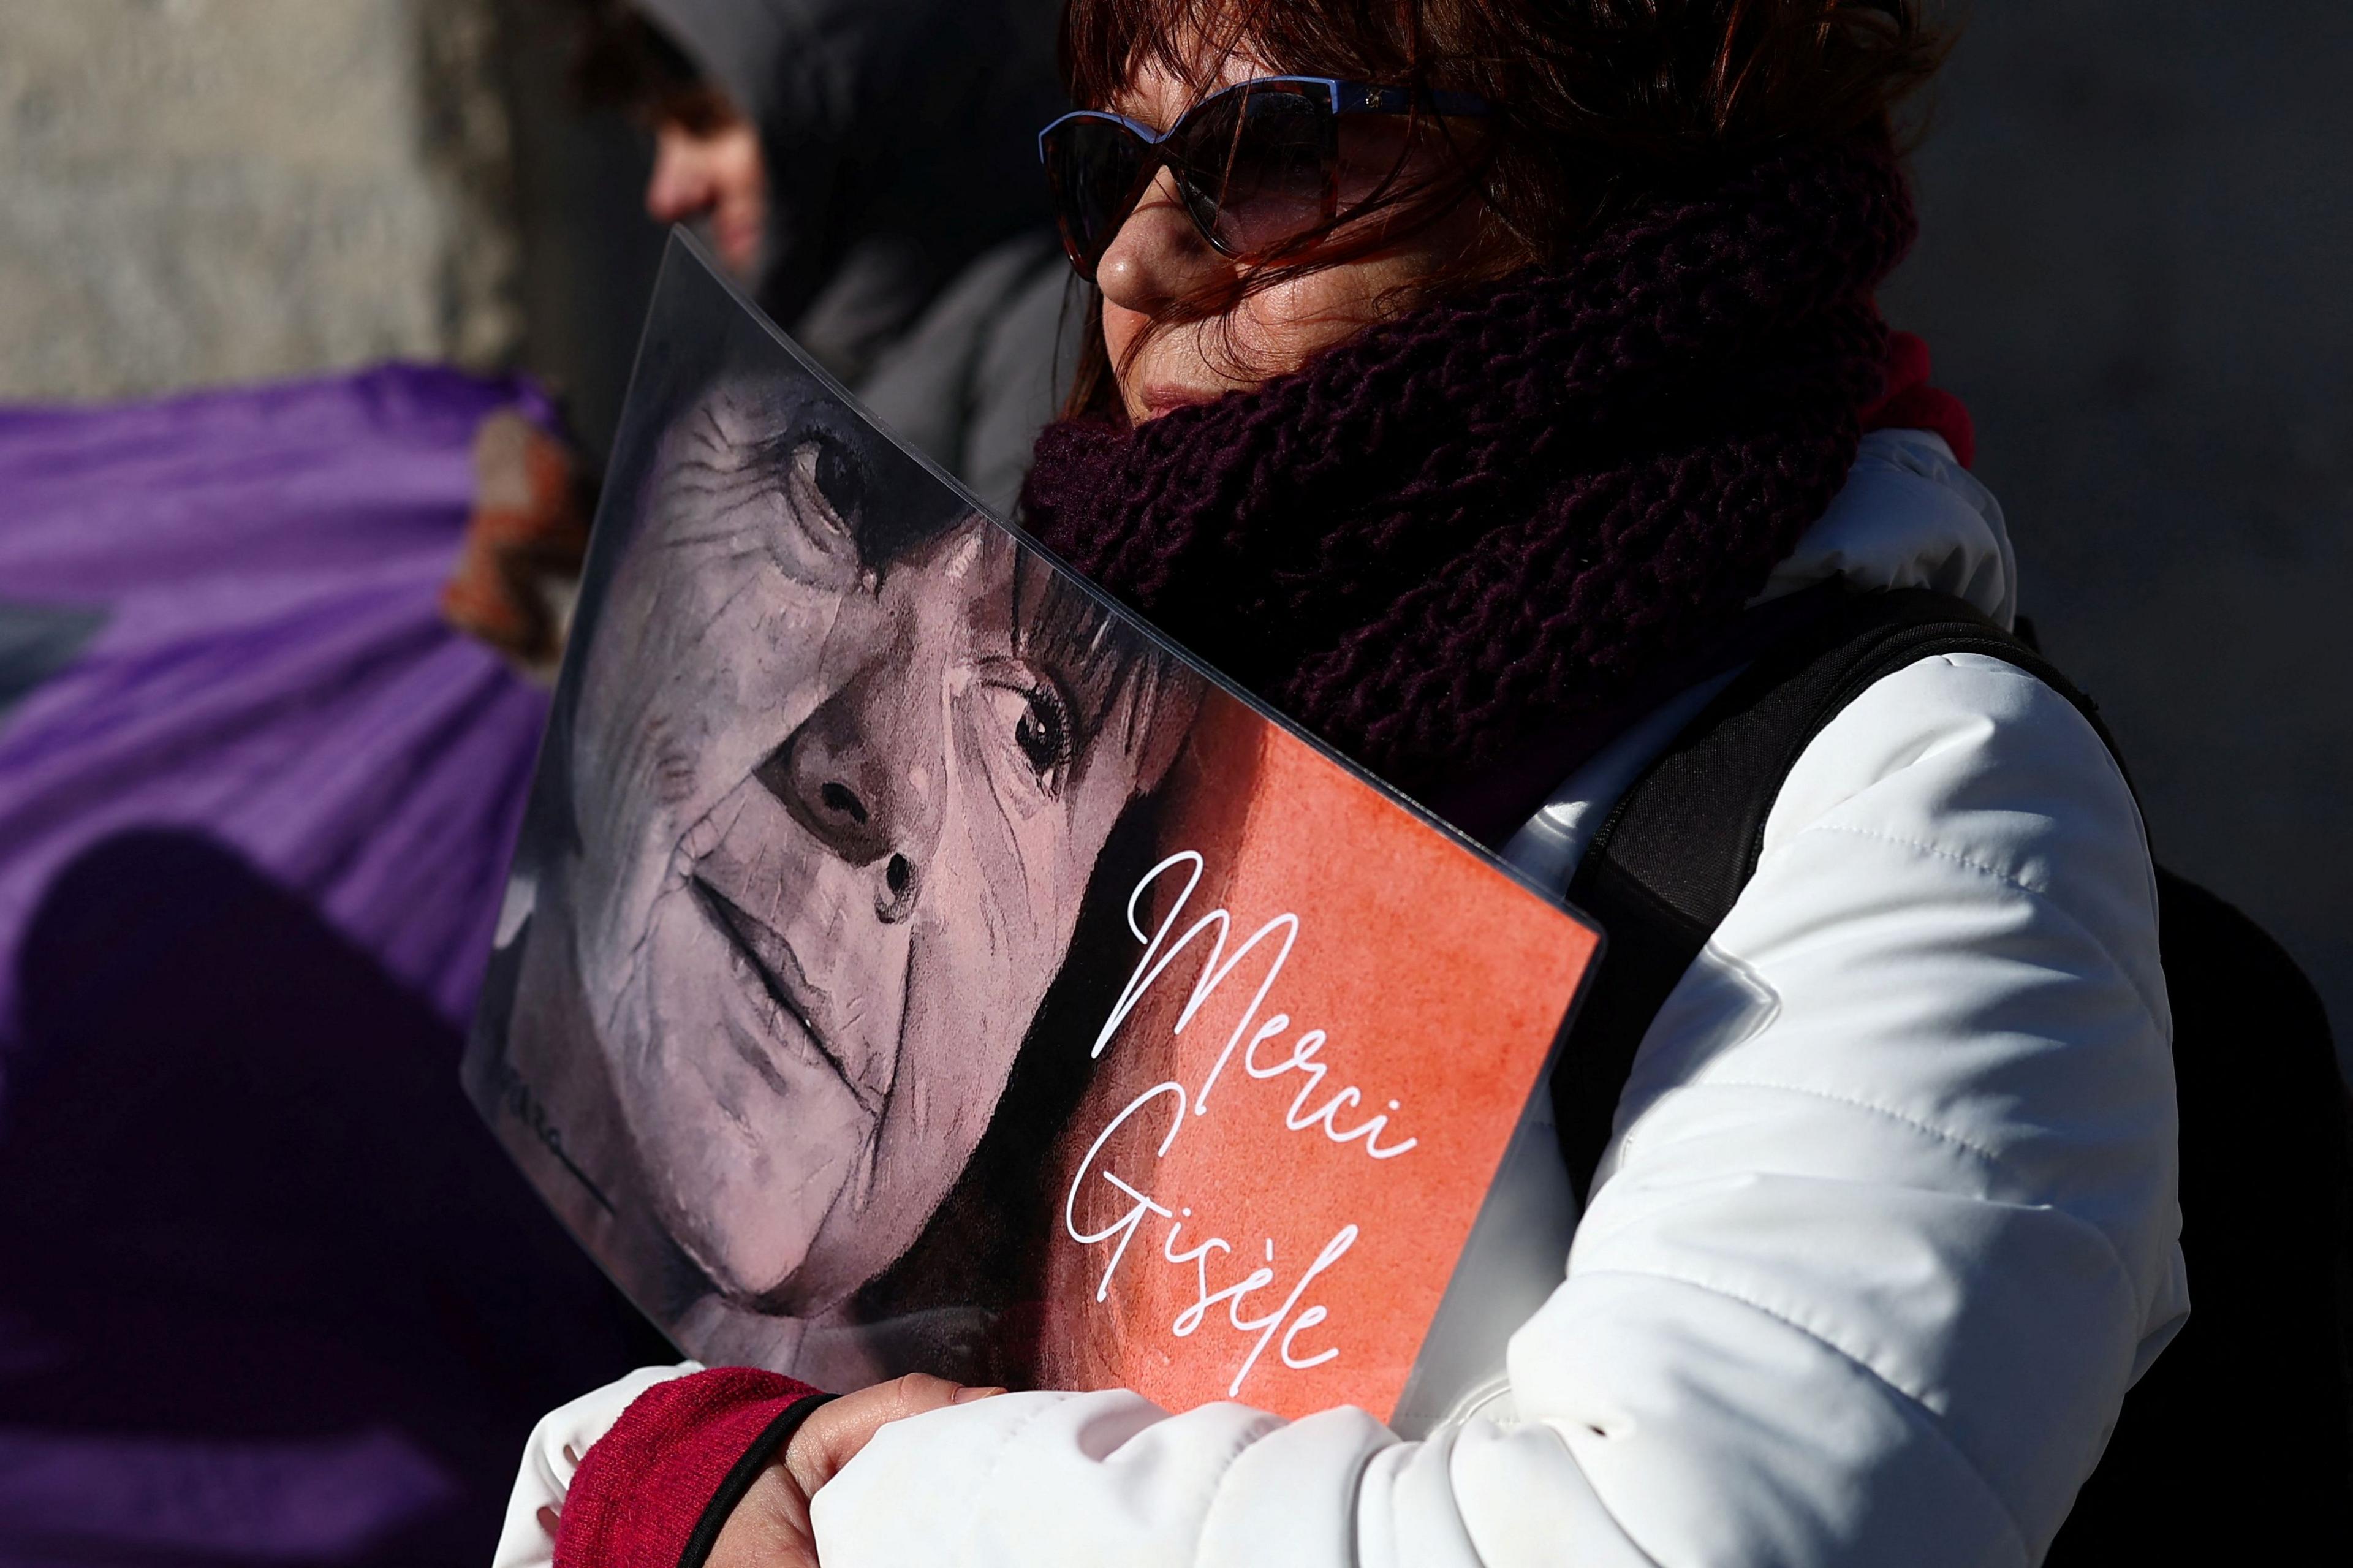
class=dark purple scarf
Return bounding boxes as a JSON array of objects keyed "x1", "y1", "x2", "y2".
[{"x1": 1021, "y1": 137, "x2": 1917, "y2": 827}]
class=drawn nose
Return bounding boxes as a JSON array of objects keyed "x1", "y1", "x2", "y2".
[{"x1": 756, "y1": 665, "x2": 941, "y2": 923}]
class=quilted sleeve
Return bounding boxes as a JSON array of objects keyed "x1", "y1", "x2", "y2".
[{"x1": 803, "y1": 650, "x2": 2186, "y2": 1567}]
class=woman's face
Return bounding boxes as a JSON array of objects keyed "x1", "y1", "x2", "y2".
[
  {"x1": 561, "y1": 381, "x2": 1173, "y2": 1313},
  {"x1": 645, "y1": 105, "x2": 768, "y2": 279},
  {"x1": 1095, "y1": 45, "x2": 1496, "y2": 423}
]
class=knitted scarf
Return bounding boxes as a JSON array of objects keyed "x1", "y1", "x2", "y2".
[{"x1": 1021, "y1": 136, "x2": 1918, "y2": 817}]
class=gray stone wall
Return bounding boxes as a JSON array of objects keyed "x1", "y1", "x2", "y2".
[{"x1": 0, "y1": 0, "x2": 519, "y2": 401}]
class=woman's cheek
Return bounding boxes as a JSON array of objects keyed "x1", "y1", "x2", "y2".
[
  {"x1": 1017, "y1": 804, "x2": 1090, "y2": 939},
  {"x1": 675, "y1": 558, "x2": 866, "y2": 819},
  {"x1": 925, "y1": 807, "x2": 1069, "y2": 1039}
]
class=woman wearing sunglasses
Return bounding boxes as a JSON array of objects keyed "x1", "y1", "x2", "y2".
[{"x1": 506, "y1": 4, "x2": 2184, "y2": 1566}]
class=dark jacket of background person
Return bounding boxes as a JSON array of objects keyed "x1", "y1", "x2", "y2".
[
  {"x1": 632, "y1": 0, "x2": 1080, "y2": 517},
  {"x1": 855, "y1": 230, "x2": 1078, "y2": 518}
]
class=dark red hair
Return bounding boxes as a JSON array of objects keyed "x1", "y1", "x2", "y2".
[{"x1": 1056, "y1": 0, "x2": 1952, "y2": 414}]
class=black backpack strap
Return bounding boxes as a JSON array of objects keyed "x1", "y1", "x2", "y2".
[
  {"x1": 1552, "y1": 587, "x2": 2113, "y2": 1200},
  {"x1": 1545, "y1": 589, "x2": 2353, "y2": 1548}
]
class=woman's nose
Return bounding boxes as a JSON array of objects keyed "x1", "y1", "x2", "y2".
[
  {"x1": 644, "y1": 127, "x2": 715, "y2": 224},
  {"x1": 1095, "y1": 167, "x2": 1234, "y2": 314},
  {"x1": 756, "y1": 668, "x2": 944, "y2": 923}
]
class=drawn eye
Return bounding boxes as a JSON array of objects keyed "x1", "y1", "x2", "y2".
[
  {"x1": 785, "y1": 434, "x2": 864, "y2": 539},
  {"x1": 1017, "y1": 686, "x2": 1073, "y2": 780},
  {"x1": 980, "y1": 668, "x2": 1076, "y2": 799}
]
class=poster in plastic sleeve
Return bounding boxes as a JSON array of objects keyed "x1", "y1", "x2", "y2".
[{"x1": 464, "y1": 232, "x2": 1601, "y2": 1431}]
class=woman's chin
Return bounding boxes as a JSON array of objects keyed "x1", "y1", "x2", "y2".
[
  {"x1": 682, "y1": 1216, "x2": 817, "y2": 1308},
  {"x1": 650, "y1": 1155, "x2": 836, "y2": 1305},
  {"x1": 711, "y1": 216, "x2": 765, "y2": 279}
]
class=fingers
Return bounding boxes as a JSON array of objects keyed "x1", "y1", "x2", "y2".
[
  {"x1": 863, "y1": 1372, "x2": 971, "y2": 1424},
  {"x1": 707, "y1": 1461, "x2": 819, "y2": 1568},
  {"x1": 784, "y1": 1374, "x2": 1003, "y2": 1494}
]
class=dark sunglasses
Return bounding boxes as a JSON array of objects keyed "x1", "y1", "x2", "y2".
[{"x1": 1037, "y1": 76, "x2": 1493, "y2": 281}]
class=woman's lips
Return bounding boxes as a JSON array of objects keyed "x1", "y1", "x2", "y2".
[
  {"x1": 687, "y1": 876, "x2": 880, "y2": 1114},
  {"x1": 1135, "y1": 383, "x2": 1219, "y2": 420}
]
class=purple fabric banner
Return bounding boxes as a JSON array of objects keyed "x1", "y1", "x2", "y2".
[
  {"x1": 0, "y1": 363, "x2": 553, "y2": 1043},
  {"x1": 0, "y1": 366, "x2": 660, "y2": 1564}
]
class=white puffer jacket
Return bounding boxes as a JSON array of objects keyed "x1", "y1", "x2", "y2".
[{"x1": 498, "y1": 431, "x2": 2186, "y2": 1568}]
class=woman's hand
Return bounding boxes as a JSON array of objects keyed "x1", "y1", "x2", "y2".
[{"x1": 708, "y1": 1374, "x2": 1003, "y2": 1568}]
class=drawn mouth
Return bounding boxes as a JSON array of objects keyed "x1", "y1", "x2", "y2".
[{"x1": 687, "y1": 876, "x2": 876, "y2": 1113}]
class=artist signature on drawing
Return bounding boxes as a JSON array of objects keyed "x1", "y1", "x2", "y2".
[
  {"x1": 487, "y1": 1055, "x2": 616, "y2": 1215},
  {"x1": 1063, "y1": 851, "x2": 1417, "y2": 1399}
]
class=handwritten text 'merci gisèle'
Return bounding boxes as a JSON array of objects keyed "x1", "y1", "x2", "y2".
[{"x1": 1062, "y1": 851, "x2": 1419, "y2": 1401}]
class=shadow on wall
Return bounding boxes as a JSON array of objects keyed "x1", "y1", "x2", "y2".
[
  {"x1": 1884, "y1": 0, "x2": 2353, "y2": 1074},
  {"x1": 0, "y1": 830, "x2": 672, "y2": 1561}
]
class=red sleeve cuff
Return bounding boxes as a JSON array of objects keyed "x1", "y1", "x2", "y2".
[{"x1": 555, "y1": 1368, "x2": 830, "y2": 1568}]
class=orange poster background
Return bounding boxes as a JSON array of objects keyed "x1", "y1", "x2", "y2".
[{"x1": 1036, "y1": 690, "x2": 1598, "y2": 1422}]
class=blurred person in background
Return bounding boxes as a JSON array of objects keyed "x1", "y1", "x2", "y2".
[{"x1": 565, "y1": 0, "x2": 1082, "y2": 515}]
